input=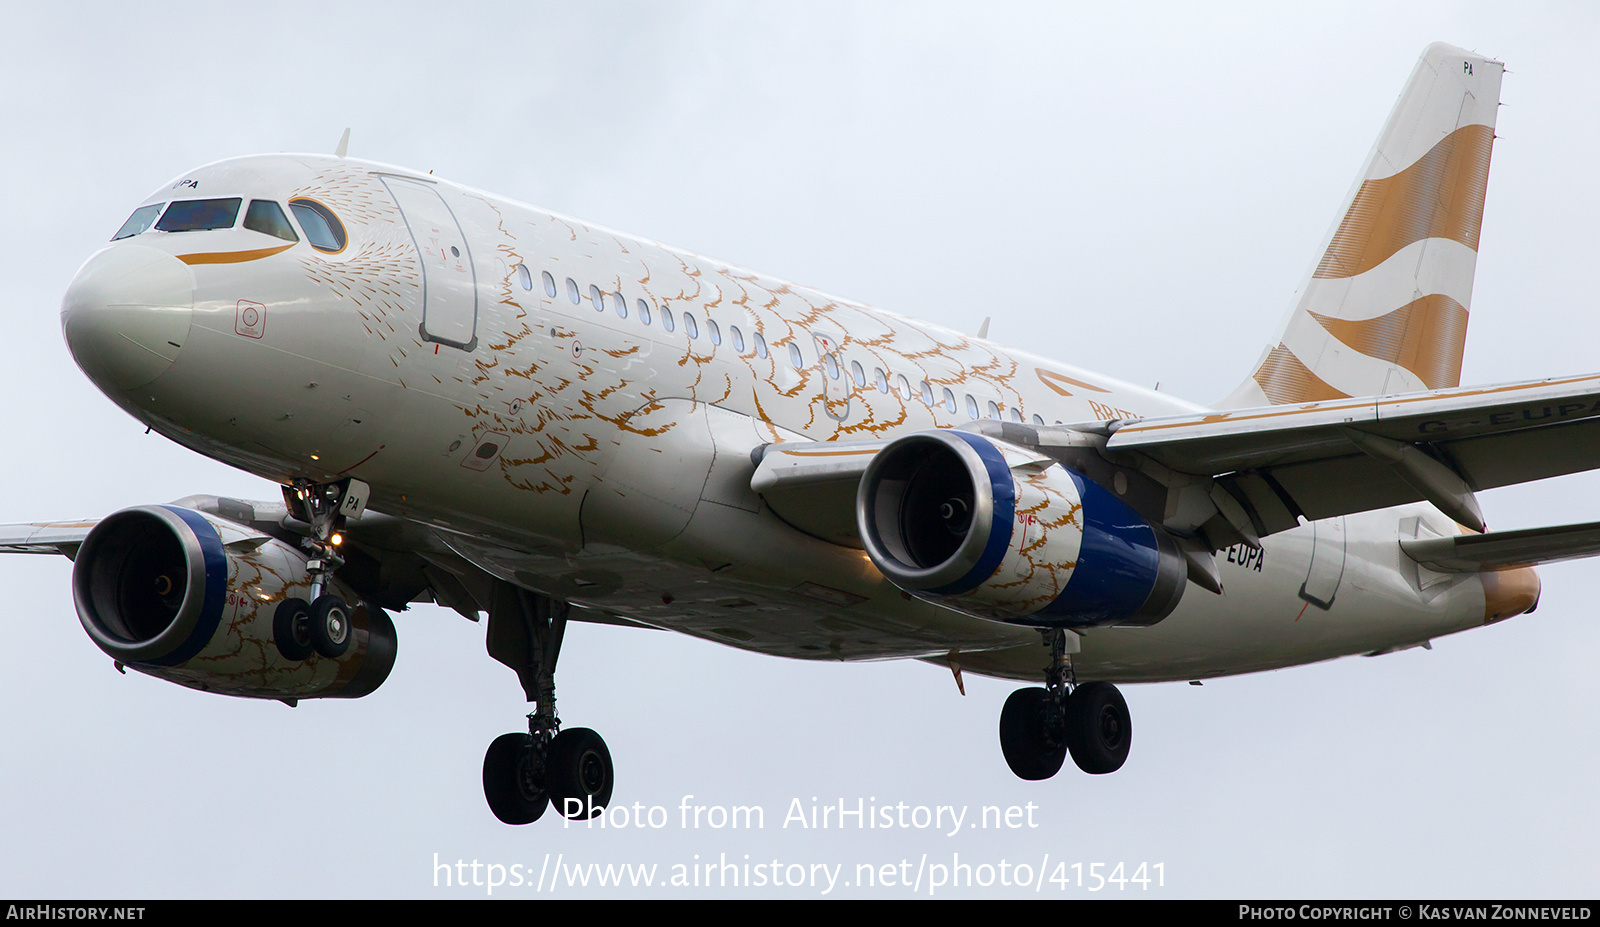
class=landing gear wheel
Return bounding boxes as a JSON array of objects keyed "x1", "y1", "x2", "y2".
[
  {"x1": 546, "y1": 727, "x2": 614, "y2": 819},
  {"x1": 272, "y1": 598, "x2": 313, "y2": 661},
  {"x1": 999, "y1": 687, "x2": 1068, "y2": 780},
  {"x1": 483, "y1": 732, "x2": 549, "y2": 825},
  {"x1": 309, "y1": 594, "x2": 352, "y2": 658},
  {"x1": 1065, "y1": 681, "x2": 1131, "y2": 774}
]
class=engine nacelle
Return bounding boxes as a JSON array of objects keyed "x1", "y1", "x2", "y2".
[
  {"x1": 857, "y1": 430, "x2": 1187, "y2": 628},
  {"x1": 72, "y1": 505, "x2": 396, "y2": 699}
]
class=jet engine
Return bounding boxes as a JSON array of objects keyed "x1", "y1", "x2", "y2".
[
  {"x1": 72, "y1": 505, "x2": 395, "y2": 699},
  {"x1": 857, "y1": 430, "x2": 1186, "y2": 628}
]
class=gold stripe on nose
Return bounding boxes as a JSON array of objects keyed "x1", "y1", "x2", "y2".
[{"x1": 176, "y1": 243, "x2": 295, "y2": 265}]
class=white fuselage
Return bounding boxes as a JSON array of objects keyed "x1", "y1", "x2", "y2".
[{"x1": 62, "y1": 154, "x2": 1518, "y2": 684}]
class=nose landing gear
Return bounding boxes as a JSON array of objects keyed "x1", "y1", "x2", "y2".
[
  {"x1": 481, "y1": 583, "x2": 615, "y2": 825},
  {"x1": 998, "y1": 629, "x2": 1132, "y2": 780},
  {"x1": 271, "y1": 478, "x2": 369, "y2": 662}
]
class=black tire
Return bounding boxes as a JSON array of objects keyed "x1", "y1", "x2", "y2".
[
  {"x1": 309, "y1": 594, "x2": 352, "y2": 658},
  {"x1": 483, "y1": 732, "x2": 549, "y2": 825},
  {"x1": 998, "y1": 687, "x2": 1068, "y2": 780},
  {"x1": 1065, "y1": 681, "x2": 1132, "y2": 775},
  {"x1": 272, "y1": 598, "x2": 313, "y2": 661},
  {"x1": 547, "y1": 728, "x2": 614, "y2": 820}
]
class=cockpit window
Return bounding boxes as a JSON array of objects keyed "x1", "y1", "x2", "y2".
[
  {"x1": 243, "y1": 200, "x2": 299, "y2": 243},
  {"x1": 156, "y1": 198, "x2": 242, "y2": 232},
  {"x1": 111, "y1": 204, "x2": 164, "y2": 241},
  {"x1": 289, "y1": 198, "x2": 347, "y2": 253}
]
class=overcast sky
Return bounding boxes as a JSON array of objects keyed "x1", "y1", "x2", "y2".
[{"x1": 1, "y1": 1, "x2": 1596, "y2": 899}]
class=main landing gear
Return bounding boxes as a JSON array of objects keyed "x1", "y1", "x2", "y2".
[
  {"x1": 998, "y1": 629, "x2": 1132, "y2": 780},
  {"x1": 481, "y1": 583, "x2": 615, "y2": 825},
  {"x1": 273, "y1": 478, "x2": 370, "y2": 662}
]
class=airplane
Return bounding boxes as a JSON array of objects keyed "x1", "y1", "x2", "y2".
[{"x1": 9, "y1": 40, "x2": 1598, "y2": 825}]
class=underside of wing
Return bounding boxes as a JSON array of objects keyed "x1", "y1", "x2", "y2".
[
  {"x1": 0, "y1": 520, "x2": 97, "y2": 557},
  {"x1": 1101, "y1": 372, "x2": 1600, "y2": 542},
  {"x1": 748, "y1": 440, "x2": 887, "y2": 547}
]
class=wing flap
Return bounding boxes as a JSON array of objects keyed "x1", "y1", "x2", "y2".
[
  {"x1": 1099, "y1": 372, "x2": 1600, "y2": 536},
  {"x1": 1111, "y1": 372, "x2": 1600, "y2": 473}
]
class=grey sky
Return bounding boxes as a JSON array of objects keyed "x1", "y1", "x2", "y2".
[{"x1": 0, "y1": 1, "x2": 1595, "y2": 897}]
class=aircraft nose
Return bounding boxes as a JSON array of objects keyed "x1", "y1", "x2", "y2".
[{"x1": 61, "y1": 244, "x2": 195, "y2": 391}]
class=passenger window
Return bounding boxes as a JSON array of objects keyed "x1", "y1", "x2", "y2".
[
  {"x1": 662, "y1": 306, "x2": 675, "y2": 332},
  {"x1": 589, "y1": 284, "x2": 605, "y2": 312},
  {"x1": 637, "y1": 299, "x2": 652, "y2": 325},
  {"x1": 159, "y1": 198, "x2": 243, "y2": 233},
  {"x1": 920, "y1": 381, "x2": 934, "y2": 406},
  {"x1": 943, "y1": 388, "x2": 957, "y2": 413},
  {"x1": 515, "y1": 264, "x2": 533, "y2": 291},
  {"x1": 1009, "y1": 407, "x2": 1023, "y2": 423},
  {"x1": 965, "y1": 395, "x2": 979, "y2": 419},
  {"x1": 987, "y1": 400, "x2": 1001, "y2": 420},
  {"x1": 287, "y1": 198, "x2": 345, "y2": 252},
  {"x1": 566, "y1": 278, "x2": 580, "y2": 305},
  {"x1": 788, "y1": 342, "x2": 803, "y2": 369},
  {"x1": 543, "y1": 271, "x2": 557, "y2": 298},
  {"x1": 897, "y1": 374, "x2": 911, "y2": 400},
  {"x1": 707, "y1": 319, "x2": 721, "y2": 345},
  {"x1": 754, "y1": 332, "x2": 768, "y2": 359},
  {"x1": 825, "y1": 353, "x2": 841, "y2": 380},
  {"x1": 851, "y1": 360, "x2": 866, "y2": 387},
  {"x1": 730, "y1": 326, "x2": 745, "y2": 353},
  {"x1": 684, "y1": 314, "x2": 699, "y2": 339},
  {"x1": 875, "y1": 368, "x2": 889, "y2": 393},
  {"x1": 1031, "y1": 414, "x2": 1045, "y2": 426},
  {"x1": 112, "y1": 203, "x2": 164, "y2": 241},
  {"x1": 243, "y1": 200, "x2": 299, "y2": 242},
  {"x1": 613, "y1": 293, "x2": 627, "y2": 318}
]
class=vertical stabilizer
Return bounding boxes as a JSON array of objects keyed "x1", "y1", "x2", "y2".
[{"x1": 1220, "y1": 43, "x2": 1503, "y2": 408}]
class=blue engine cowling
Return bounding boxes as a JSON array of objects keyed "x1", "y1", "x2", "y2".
[
  {"x1": 72, "y1": 504, "x2": 395, "y2": 699},
  {"x1": 857, "y1": 430, "x2": 1187, "y2": 628}
]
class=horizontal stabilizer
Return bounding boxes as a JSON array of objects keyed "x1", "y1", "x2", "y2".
[{"x1": 1401, "y1": 521, "x2": 1600, "y2": 573}]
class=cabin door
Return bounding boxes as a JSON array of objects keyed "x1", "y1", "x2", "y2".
[{"x1": 381, "y1": 175, "x2": 478, "y2": 350}]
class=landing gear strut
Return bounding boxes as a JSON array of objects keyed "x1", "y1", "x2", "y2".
[
  {"x1": 272, "y1": 478, "x2": 369, "y2": 661},
  {"x1": 998, "y1": 629, "x2": 1132, "y2": 779},
  {"x1": 481, "y1": 583, "x2": 614, "y2": 825}
]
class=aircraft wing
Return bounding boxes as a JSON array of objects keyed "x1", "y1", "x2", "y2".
[
  {"x1": 0, "y1": 521, "x2": 96, "y2": 557},
  {"x1": 1401, "y1": 520, "x2": 1600, "y2": 573},
  {"x1": 750, "y1": 441, "x2": 887, "y2": 547},
  {"x1": 747, "y1": 371, "x2": 1600, "y2": 557},
  {"x1": 1102, "y1": 372, "x2": 1600, "y2": 538}
]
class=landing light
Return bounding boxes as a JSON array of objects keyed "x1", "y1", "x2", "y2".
[{"x1": 330, "y1": 534, "x2": 343, "y2": 546}]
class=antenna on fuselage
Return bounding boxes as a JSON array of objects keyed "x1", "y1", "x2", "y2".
[
  {"x1": 976, "y1": 316, "x2": 990, "y2": 340},
  {"x1": 334, "y1": 127, "x2": 351, "y2": 158}
]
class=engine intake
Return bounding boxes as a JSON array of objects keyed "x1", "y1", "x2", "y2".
[
  {"x1": 73, "y1": 504, "x2": 395, "y2": 699},
  {"x1": 858, "y1": 430, "x2": 1186, "y2": 628}
]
